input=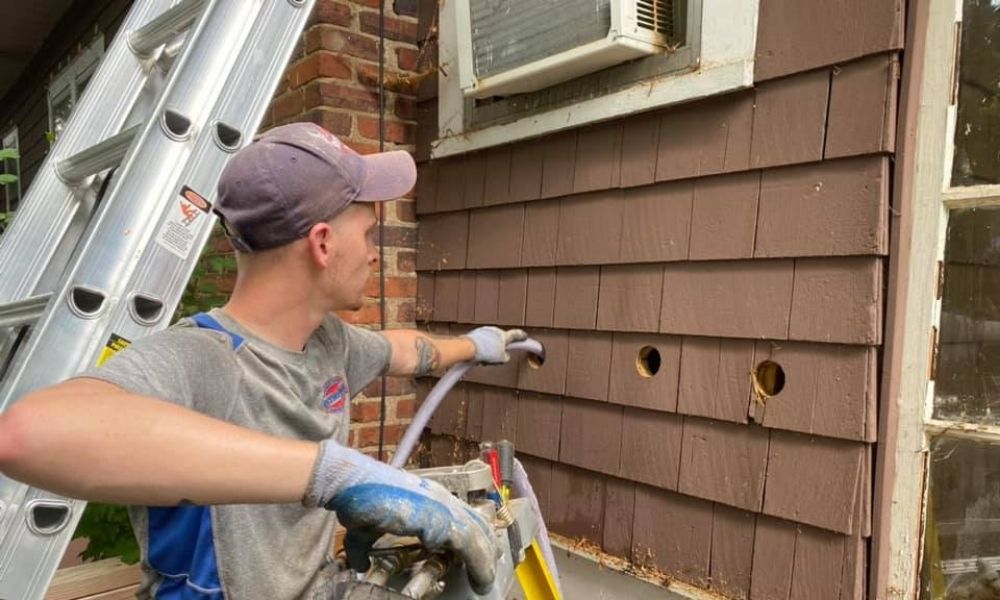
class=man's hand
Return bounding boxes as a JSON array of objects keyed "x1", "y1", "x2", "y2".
[
  {"x1": 303, "y1": 441, "x2": 499, "y2": 593},
  {"x1": 464, "y1": 327, "x2": 528, "y2": 365}
]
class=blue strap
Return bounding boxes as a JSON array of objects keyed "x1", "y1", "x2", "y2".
[{"x1": 191, "y1": 313, "x2": 244, "y2": 351}]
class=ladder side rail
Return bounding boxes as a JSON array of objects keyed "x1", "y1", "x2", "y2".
[{"x1": 0, "y1": 2, "x2": 316, "y2": 597}]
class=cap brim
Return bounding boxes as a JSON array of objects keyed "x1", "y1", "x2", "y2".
[{"x1": 356, "y1": 150, "x2": 417, "y2": 202}]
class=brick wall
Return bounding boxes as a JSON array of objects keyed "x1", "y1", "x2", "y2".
[{"x1": 181, "y1": 0, "x2": 422, "y2": 458}]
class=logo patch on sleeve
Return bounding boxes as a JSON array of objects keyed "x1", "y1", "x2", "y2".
[{"x1": 322, "y1": 376, "x2": 349, "y2": 413}]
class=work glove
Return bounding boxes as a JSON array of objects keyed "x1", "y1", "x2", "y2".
[
  {"x1": 303, "y1": 440, "x2": 499, "y2": 594},
  {"x1": 464, "y1": 327, "x2": 528, "y2": 364}
]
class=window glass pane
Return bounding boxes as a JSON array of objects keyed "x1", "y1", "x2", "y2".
[
  {"x1": 951, "y1": 0, "x2": 1000, "y2": 186},
  {"x1": 50, "y1": 88, "x2": 73, "y2": 137},
  {"x1": 934, "y1": 206, "x2": 1000, "y2": 424},
  {"x1": 920, "y1": 436, "x2": 1000, "y2": 599}
]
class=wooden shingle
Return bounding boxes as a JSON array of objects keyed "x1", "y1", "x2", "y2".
[
  {"x1": 415, "y1": 160, "x2": 438, "y2": 214},
  {"x1": 618, "y1": 407, "x2": 683, "y2": 490},
  {"x1": 497, "y1": 269, "x2": 527, "y2": 326},
  {"x1": 603, "y1": 477, "x2": 636, "y2": 557},
  {"x1": 789, "y1": 257, "x2": 883, "y2": 345},
  {"x1": 521, "y1": 201, "x2": 560, "y2": 267},
  {"x1": 608, "y1": 332, "x2": 681, "y2": 411},
  {"x1": 750, "y1": 69, "x2": 830, "y2": 169},
  {"x1": 689, "y1": 171, "x2": 761, "y2": 261},
  {"x1": 553, "y1": 266, "x2": 600, "y2": 329},
  {"x1": 509, "y1": 138, "x2": 545, "y2": 202},
  {"x1": 597, "y1": 264, "x2": 664, "y2": 333},
  {"x1": 517, "y1": 329, "x2": 568, "y2": 396},
  {"x1": 750, "y1": 516, "x2": 798, "y2": 600},
  {"x1": 556, "y1": 190, "x2": 624, "y2": 265},
  {"x1": 541, "y1": 130, "x2": 578, "y2": 199},
  {"x1": 480, "y1": 385, "x2": 518, "y2": 444},
  {"x1": 483, "y1": 145, "x2": 513, "y2": 206},
  {"x1": 559, "y1": 398, "x2": 623, "y2": 475},
  {"x1": 678, "y1": 418, "x2": 770, "y2": 512},
  {"x1": 632, "y1": 486, "x2": 713, "y2": 586},
  {"x1": 755, "y1": 156, "x2": 888, "y2": 258},
  {"x1": 431, "y1": 272, "x2": 460, "y2": 322},
  {"x1": 565, "y1": 331, "x2": 613, "y2": 402},
  {"x1": 515, "y1": 392, "x2": 563, "y2": 461},
  {"x1": 711, "y1": 505, "x2": 757, "y2": 600},
  {"x1": 456, "y1": 272, "x2": 476, "y2": 323},
  {"x1": 473, "y1": 271, "x2": 499, "y2": 324},
  {"x1": 467, "y1": 203, "x2": 525, "y2": 269},
  {"x1": 656, "y1": 92, "x2": 754, "y2": 182},
  {"x1": 461, "y1": 151, "x2": 486, "y2": 209},
  {"x1": 619, "y1": 181, "x2": 693, "y2": 263},
  {"x1": 826, "y1": 53, "x2": 898, "y2": 158},
  {"x1": 660, "y1": 261, "x2": 794, "y2": 340},
  {"x1": 574, "y1": 121, "x2": 623, "y2": 193},
  {"x1": 435, "y1": 155, "x2": 466, "y2": 212},
  {"x1": 549, "y1": 463, "x2": 606, "y2": 544},
  {"x1": 416, "y1": 211, "x2": 468, "y2": 271},
  {"x1": 677, "y1": 337, "x2": 754, "y2": 424},
  {"x1": 524, "y1": 268, "x2": 556, "y2": 328},
  {"x1": 620, "y1": 110, "x2": 661, "y2": 187}
]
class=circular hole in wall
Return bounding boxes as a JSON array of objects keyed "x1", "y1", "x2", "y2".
[
  {"x1": 753, "y1": 360, "x2": 786, "y2": 397},
  {"x1": 527, "y1": 353, "x2": 545, "y2": 370},
  {"x1": 636, "y1": 346, "x2": 661, "y2": 378}
]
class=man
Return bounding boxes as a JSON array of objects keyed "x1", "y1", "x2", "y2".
[{"x1": 0, "y1": 123, "x2": 526, "y2": 599}]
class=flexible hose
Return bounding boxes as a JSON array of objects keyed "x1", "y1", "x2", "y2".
[
  {"x1": 390, "y1": 339, "x2": 544, "y2": 468},
  {"x1": 388, "y1": 339, "x2": 562, "y2": 591}
]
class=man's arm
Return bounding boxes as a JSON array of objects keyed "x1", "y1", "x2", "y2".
[
  {"x1": 0, "y1": 378, "x2": 316, "y2": 506},
  {"x1": 380, "y1": 327, "x2": 527, "y2": 378},
  {"x1": 380, "y1": 330, "x2": 475, "y2": 377}
]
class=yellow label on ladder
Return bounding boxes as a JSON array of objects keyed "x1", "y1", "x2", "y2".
[
  {"x1": 515, "y1": 540, "x2": 561, "y2": 600},
  {"x1": 96, "y1": 333, "x2": 131, "y2": 367}
]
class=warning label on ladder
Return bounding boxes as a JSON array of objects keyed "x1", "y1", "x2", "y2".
[
  {"x1": 96, "y1": 333, "x2": 131, "y2": 367},
  {"x1": 156, "y1": 186, "x2": 212, "y2": 260}
]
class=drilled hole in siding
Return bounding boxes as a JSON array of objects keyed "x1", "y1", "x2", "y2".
[
  {"x1": 636, "y1": 346, "x2": 661, "y2": 378},
  {"x1": 753, "y1": 360, "x2": 786, "y2": 397},
  {"x1": 527, "y1": 353, "x2": 545, "y2": 369}
]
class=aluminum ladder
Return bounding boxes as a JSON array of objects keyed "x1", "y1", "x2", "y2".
[{"x1": 0, "y1": 1, "x2": 316, "y2": 597}]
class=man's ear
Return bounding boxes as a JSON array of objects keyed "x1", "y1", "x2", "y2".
[{"x1": 306, "y1": 222, "x2": 333, "y2": 268}]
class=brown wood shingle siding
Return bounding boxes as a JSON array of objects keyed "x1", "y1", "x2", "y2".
[{"x1": 416, "y1": 0, "x2": 903, "y2": 597}]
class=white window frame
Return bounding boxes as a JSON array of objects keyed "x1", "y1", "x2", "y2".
[
  {"x1": 47, "y1": 35, "x2": 105, "y2": 136},
  {"x1": 433, "y1": 0, "x2": 759, "y2": 158},
  {"x1": 2, "y1": 127, "x2": 19, "y2": 215},
  {"x1": 882, "y1": 0, "x2": 1000, "y2": 596}
]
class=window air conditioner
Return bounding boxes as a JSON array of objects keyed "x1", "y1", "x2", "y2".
[{"x1": 458, "y1": 0, "x2": 680, "y2": 99}]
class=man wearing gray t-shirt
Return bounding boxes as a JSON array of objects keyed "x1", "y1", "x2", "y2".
[{"x1": 0, "y1": 123, "x2": 525, "y2": 599}]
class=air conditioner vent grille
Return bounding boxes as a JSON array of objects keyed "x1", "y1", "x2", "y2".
[
  {"x1": 470, "y1": 0, "x2": 612, "y2": 80},
  {"x1": 636, "y1": 0, "x2": 679, "y2": 36}
]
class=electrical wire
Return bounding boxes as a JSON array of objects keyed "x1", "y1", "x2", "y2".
[{"x1": 376, "y1": 0, "x2": 388, "y2": 462}]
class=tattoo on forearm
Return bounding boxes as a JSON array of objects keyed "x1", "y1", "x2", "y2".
[{"x1": 413, "y1": 336, "x2": 442, "y2": 376}]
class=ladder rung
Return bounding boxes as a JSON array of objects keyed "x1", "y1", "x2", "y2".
[
  {"x1": 0, "y1": 294, "x2": 52, "y2": 330},
  {"x1": 56, "y1": 125, "x2": 141, "y2": 184},
  {"x1": 128, "y1": 0, "x2": 209, "y2": 57}
]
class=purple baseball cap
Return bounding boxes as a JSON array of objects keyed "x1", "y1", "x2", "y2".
[{"x1": 214, "y1": 122, "x2": 416, "y2": 251}]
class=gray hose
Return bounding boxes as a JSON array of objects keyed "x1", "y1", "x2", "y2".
[
  {"x1": 388, "y1": 339, "x2": 561, "y2": 592},
  {"x1": 390, "y1": 339, "x2": 544, "y2": 469}
]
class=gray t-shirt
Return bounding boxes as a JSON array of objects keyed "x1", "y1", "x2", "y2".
[{"x1": 81, "y1": 308, "x2": 392, "y2": 600}]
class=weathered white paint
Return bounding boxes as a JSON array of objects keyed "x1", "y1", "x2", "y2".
[
  {"x1": 880, "y1": 0, "x2": 991, "y2": 597},
  {"x1": 433, "y1": 0, "x2": 759, "y2": 158}
]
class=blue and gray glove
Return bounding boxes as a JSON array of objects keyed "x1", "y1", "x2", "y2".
[
  {"x1": 464, "y1": 327, "x2": 528, "y2": 364},
  {"x1": 303, "y1": 441, "x2": 499, "y2": 594}
]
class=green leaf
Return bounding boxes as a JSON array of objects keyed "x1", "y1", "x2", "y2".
[
  {"x1": 72, "y1": 503, "x2": 139, "y2": 564},
  {"x1": 0, "y1": 174, "x2": 17, "y2": 185},
  {"x1": 0, "y1": 148, "x2": 18, "y2": 161}
]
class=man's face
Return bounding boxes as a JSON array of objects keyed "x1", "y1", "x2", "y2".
[{"x1": 324, "y1": 203, "x2": 378, "y2": 311}]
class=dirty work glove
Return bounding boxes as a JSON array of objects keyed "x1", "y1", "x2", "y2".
[
  {"x1": 464, "y1": 326, "x2": 528, "y2": 364},
  {"x1": 303, "y1": 440, "x2": 499, "y2": 594}
]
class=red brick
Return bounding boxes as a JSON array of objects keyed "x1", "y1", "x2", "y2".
[
  {"x1": 305, "y1": 26, "x2": 380, "y2": 61},
  {"x1": 287, "y1": 52, "x2": 352, "y2": 89},
  {"x1": 351, "y1": 400, "x2": 382, "y2": 422},
  {"x1": 393, "y1": 0, "x2": 418, "y2": 17},
  {"x1": 394, "y1": 300, "x2": 415, "y2": 323},
  {"x1": 396, "y1": 398, "x2": 416, "y2": 419},
  {"x1": 362, "y1": 377, "x2": 415, "y2": 397},
  {"x1": 377, "y1": 224, "x2": 417, "y2": 246},
  {"x1": 397, "y1": 250, "x2": 416, "y2": 272},
  {"x1": 339, "y1": 302, "x2": 382, "y2": 325},
  {"x1": 357, "y1": 115, "x2": 414, "y2": 144},
  {"x1": 271, "y1": 90, "x2": 304, "y2": 122},
  {"x1": 359, "y1": 11, "x2": 418, "y2": 43},
  {"x1": 354, "y1": 424, "x2": 406, "y2": 448},
  {"x1": 344, "y1": 139, "x2": 381, "y2": 155},
  {"x1": 396, "y1": 46, "x2": 419, "y2": 70},
  {"x1": 303, "y1": 108, "x2": 352, "y2": 136},
  {"x1": 364, "y1": 276, "x2": 417, "y2": 298},
  {"x1": 305, "y1": 81, "x2": 379, "y2": 111},
  {"x1": 348, "y1": 0, "x2": 380, "y2": 7},
  {"x1": 311, "y1": 0, "x2": 353, "y2": 26}
]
